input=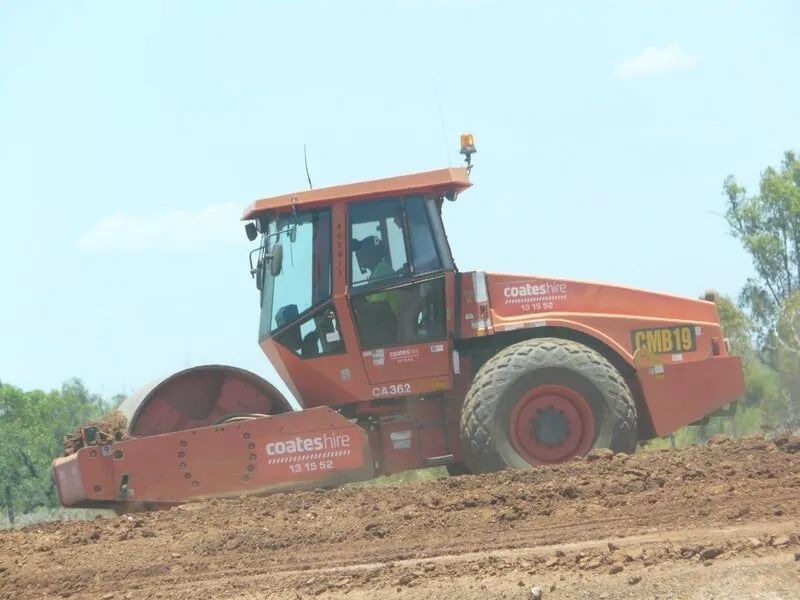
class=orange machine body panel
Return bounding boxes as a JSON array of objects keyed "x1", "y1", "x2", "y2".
[
  {"x1": 243, "y1": 168, "x2": 472, "y2": 218},
  {"x1": 637, "y1": 356, "x2": 744, "y2": 436},
  {"x1": 53, "y1": 407, "x2": 373, "y2": 507},
  {"x1": 482, "y1": 271, "x2": 722, "y2": 363}
]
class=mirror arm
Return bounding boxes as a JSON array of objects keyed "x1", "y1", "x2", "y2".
[
  {"x1": 289, "y1": 204, "x2": 299, "y2": 243},
  {"x1": 248, "y1": 246, "x2": 261, "y2": 277}
]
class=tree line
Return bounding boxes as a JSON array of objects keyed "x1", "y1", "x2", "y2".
[
  {"x1": 1, "y1": 151, "x2": 799, "y2": 523},
  {"x1": 708, "y1": 151, "x2": 800, "y2": 437},
  {"x1": 0, "y1": 380, "x2": 121, "y2": 524}
]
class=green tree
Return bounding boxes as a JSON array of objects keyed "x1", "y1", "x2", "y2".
[
  {"x1": 724, "y1": 151, "x2": 800, "y2": 348},
  {"x1": 772, "y1": 291, "x2": 800, "y2": 430},
  {"x1": 715, "y1": 294, "x2": 755, "y2": 359},
  {"x1": 724, "y1": 151, "x2": 800, "y2": 433},
  {"x1": 717, "y1": 295, "x2": 787, "y2": 432},
  {"x1": 0, "y1": 379, "x2": 109, "y2": 523}
]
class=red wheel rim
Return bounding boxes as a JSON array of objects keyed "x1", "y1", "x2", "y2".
[{"x1": 509, "y1": 384, "x2": 595, "y2": 464}]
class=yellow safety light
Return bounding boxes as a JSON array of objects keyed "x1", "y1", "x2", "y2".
[
  {"x1": 460, "y1": 133, "x2": 476, "y2": 172},
  {"x1": 460, "y1": 133, "x2": 476, "y2": 157}
]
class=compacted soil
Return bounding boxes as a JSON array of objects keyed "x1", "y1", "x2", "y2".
[{"x1": 1, "y1": 435, "x2": 799, "y2": 599}]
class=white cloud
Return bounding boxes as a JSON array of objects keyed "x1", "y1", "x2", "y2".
[
  {"x1": 615, "y1": 44, "x2": 698, "y2": 79},
  {"x1": 79, "y1": 203, "x2": 245, "y2": 252}
]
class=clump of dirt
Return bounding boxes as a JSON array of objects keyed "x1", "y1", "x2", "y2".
[
  {"x1": 63, "y1": 410, "x2": 130, "y2": 455},
  {"x1": 772, "y1": 432, "x2": 800, "y2": 453}
]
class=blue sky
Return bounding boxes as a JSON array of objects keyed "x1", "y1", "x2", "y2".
[{"x1": 1, "y1": 1, "x2": 798, "y2": 400}]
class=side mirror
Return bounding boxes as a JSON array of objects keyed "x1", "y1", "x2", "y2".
[
  {"x1": 269, "y1": 242, "x2": 284, "y2": 277},
  {"x1": 289, "y1": 226, "x2": 297, "y2": 244},
  {"x1": 244, "y1": 222, "x2": 258, "y2": 242}
]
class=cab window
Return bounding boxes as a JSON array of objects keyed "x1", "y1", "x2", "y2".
[
  {"x1": 274, "y1": 305, "x2": 344, "y2": 358},
  {"x1": 349, "y1": 196, "x2": 443, "y2": 287},
  {"x1": 259, "y1": 208, "x2": 332, "y2": 339},
  {"x1": 348, "y1": 195, "x2": 447, "y2": 349},
  {"x1": 350, "y1": 198, "x2": 408, "y2": 286},
  {"x1": 405, "y1": 195, "x2": 441, "y2": 274},
  {"x1": 351, "y1": 278, "x2": 446, "y2": 349}
]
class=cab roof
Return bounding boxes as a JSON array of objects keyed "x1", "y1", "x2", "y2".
[{"x1": 242, "y1": 167, "x2": 472, "y2": 220}]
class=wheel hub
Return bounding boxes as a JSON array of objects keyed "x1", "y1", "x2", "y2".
[
  {"x1": 510, "y1": 385, "x2": 595, "y2": 464},
  {"x1": 531, "y1": 406, "x2": 570, "y2": 445}
]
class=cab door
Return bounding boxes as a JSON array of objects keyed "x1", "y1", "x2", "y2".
[
  {"x1": 258, "y1": 208, "x2": 360, "y2": 408},
  {"x1": 347, "y1": 195, "x2": 456, "y2": 391}
]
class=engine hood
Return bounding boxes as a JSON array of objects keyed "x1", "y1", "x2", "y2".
[
  {"x1": 485, "y1": 272, "x2": 718, "y2": 323},
  {"x1": 471, "y1": 272, "x2": 723, "y2": 364}
]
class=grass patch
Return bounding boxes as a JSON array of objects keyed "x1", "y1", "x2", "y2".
[
  {"x1": 0, "y1": 507, "x2": 112, "y2": 530},
  {"x1": 347, "y1": 467, "x2": 448, "y2": 487}
]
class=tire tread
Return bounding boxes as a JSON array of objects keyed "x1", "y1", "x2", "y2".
[{"x1": 460, "y1": 338, "x2": 637, "y2": 473}]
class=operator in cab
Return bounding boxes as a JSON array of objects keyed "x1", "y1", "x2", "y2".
[
  {"x1": 353, "y1": 236, "x2": 393, "y2": 282},
  {"x1": 352, "y1": 235, "x2": 401, "y2": 315}
]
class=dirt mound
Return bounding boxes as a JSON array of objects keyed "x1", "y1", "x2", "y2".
[
  {"x1": 63, "y1": 410, "x2": 130, "y2": 455},
  {"x1": 2, "y1": 436, "x2": 799, "y2": 599}
]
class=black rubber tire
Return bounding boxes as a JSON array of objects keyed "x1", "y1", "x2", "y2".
[
  {"x1": 445, "y1": 462, "x2": 471, "y2": 476},
  {"x1": 460, "y1": 337, "x2": 637, "y2": 473}
]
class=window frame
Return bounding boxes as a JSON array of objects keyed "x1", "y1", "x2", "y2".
[
  {"x1": 428, "y1": 196, "x2": 455, "y2": 272},
  {"x1": 258, "y1": 207, "x2": 334, "y2": 341}
]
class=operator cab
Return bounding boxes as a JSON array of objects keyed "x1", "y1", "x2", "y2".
[
  {"x1": 348, "y1": 195, "x2": 453, "y2": 349},
  {"x1": 243, "y1": 167, "x2": 471, "y2": 406}
]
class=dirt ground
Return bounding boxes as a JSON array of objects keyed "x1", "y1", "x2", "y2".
[{"x1": 2, "y1": 435, "x2": 799, "y2": 600}]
